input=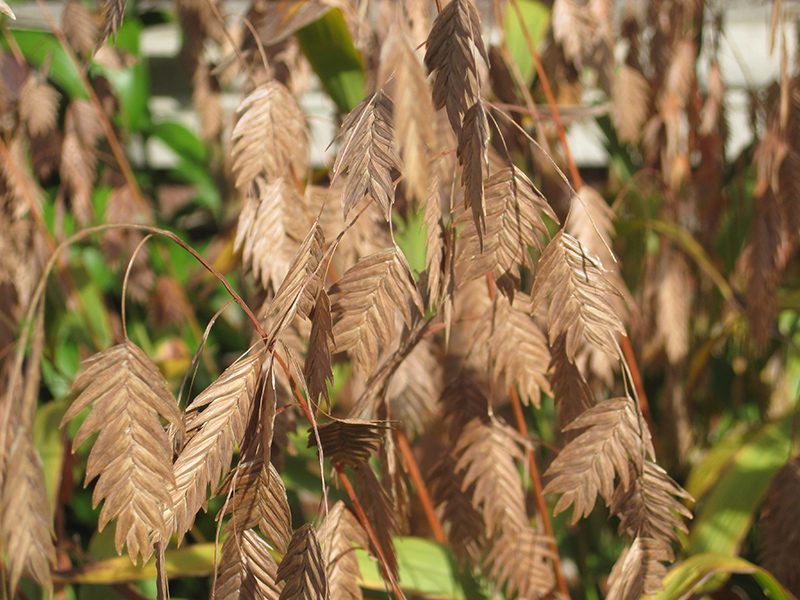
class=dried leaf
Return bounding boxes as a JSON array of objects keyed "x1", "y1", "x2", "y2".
[
  {"x1": 331, "y1": 91, "x2": 400, "y2": 221},
  {"x1": 428, "y1": 453, "x2": 486, "y2": 563},
  {"x1": 264, "y1": 222, "x2": 325, "y2": 342},
  {"x1": 549, "y1": 334, "x2": 594, "y2": 430},
  {"x1": 612, "y1": 65, "x2": 650, "y2": 144},
  {"x1": 423, "y1": 176, "x2": 445, "y2": 305},
  {"x1": 606, "y1": 536, "x2": 670, "y2": 600},
  {"x1": 552, "y1": 0, "x2": 597, "y2": 67},
  {"x1": 611, "y1": 461, "x2": 692, "y2": 559},
  {"x1": 760, "y1": 457, "x2": 800, "y2": 595},
  {"x1": 329, "y1": 247, "x2": 423, "y2": 375},
  {"x1": 385, "y1": 337, "x2": 443, "y2": 435},
  {"x1": 276, "y1": 524, "x2": 328, "y2": 600},
  {"x1": 457, "y1": 165, "x2": 555, "y2": 295},
  {"x1": 172, "y1": 348, "x2": 264, "y2": 540},
  {"x1": 354, "y1": 465, "x2": 398, "y2": 579},
  {"x1": 235, "y1": 177, "x2": 310, "y2": 291},
  {"x1": 656, "y1": 249, "x2": 693, "y2": 364},
  {"x1": 98, "y1": 0, "x2": 127, "y2": 48},
  {"x1": 485, "y1": 527, "x2": 555, "y2": 599},
  {"x1": 379, "y1": 30, "x2": 436, "y2": 203},
  {"x1": 454, "y1": 418, "x2": 527, "y2": 535},
  {"x1": 543, "y1": 397, "x2": 653, "y2": 523},
  {"x1": 216, "y1": 529, "x2": 283, "y2": 599},
  {"x1": 19, "y1": 77, "x2": 60, "y2": 137},
  {"x1": 223, "y1": 459, "x2": 292, "y2": 554},
  {"x1": 305, "y1": 290, "x2": 334, "y2": 410},
  {"x1": 308, "y1": 418, "x2": 389, "y2": 468},
  {"x1": 456, "y1": 101, "x2": 490, "y2": 242},
  {"x1": 318, "y1": 501, "x2": 367, "y2": 600},
  {"x1": 61, "y1": 341, "x2": 182, "y2": 562},
  {"x1": 424, "y1": 0, "x2": 487, "y2": 134},
  {"x1": 531, "y1": 231, "x2": 626, "y2": 365},
  {"x1": 486, "y1": 292, "x2": 552, "y2": 407},
  {"x1": 0, "y1": 431, "x2": 55, "y2": 592},
  {"x1": 231, "y1": 81, "x2": 308, "y2": 190},
  {"x1": 62, "y1": 0, "x2": 99, "y2": 57}
]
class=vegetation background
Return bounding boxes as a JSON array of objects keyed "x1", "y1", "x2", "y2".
[{"x1": 0, "y1": 0, "x2": 799, "y2": 598}]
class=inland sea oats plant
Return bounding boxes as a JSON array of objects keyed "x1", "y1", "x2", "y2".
[{"x1": 0, "y1": 0, "x2": 799, "y2": 598}]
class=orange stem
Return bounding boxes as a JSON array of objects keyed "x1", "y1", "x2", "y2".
[
  {"x1": 510, "y1": 387, "x2": 570, "y2": 599},
  {"x1": 508, "y1": 0, "x2": 582, "y2": 188},
  {"x1": 396, "y1": 430, "x2": 446, "y2": 544}
]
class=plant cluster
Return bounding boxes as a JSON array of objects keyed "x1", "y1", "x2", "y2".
[{"x1": 0, "y1": 0, "x2": 799, "y2": 599}]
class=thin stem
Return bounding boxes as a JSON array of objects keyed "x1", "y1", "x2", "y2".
[
  {"x1": 396, "y1": 430, "x2": 446, "y2": 544},
  {"x1": 509, "y1": 387, "x2": 570, "y2": 598},
  {"x1": 508, "y1": 0, "x2": 582, "y2": 188},
  {"x1": 121, "y1": 235, "x2": 153, "y2": 340},
  {"x1": 339, "y1": 472, "x2": 405, "y2": 599}
]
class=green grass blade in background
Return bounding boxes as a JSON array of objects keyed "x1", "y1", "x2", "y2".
[
  {"x1": 503, "y1": 0, "x2": 550, "y2": 83},
  {"x1": 10, "y1": 30, "x2": 87, "y2": 98},
  {"x1": 296, "y1": 9, "x2": 365, "y2": 112},
  {"x1": 687, "y1": 412, "x2": 795, "y2": 556},
  {"x1": 656, "y1": 553, "x2": 792, "y2": 600}
]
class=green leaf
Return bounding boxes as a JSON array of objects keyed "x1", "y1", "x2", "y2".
[
  {"x1": 55, "y1": 537, "x2": 467, "y2": 598},
  {"x1": 688, "y1": 412, "x2": 795, "y2": 556},
  {"x1": 357, "y1": 537, "x2": 466, "y2": 599},
  {"x1": 10, "y1": 30, "x2": 87, "y2": 99},
  {"x1": 150, "y1": 120, "x2": 208, "y2": 164},
  {"x1": 394, "y1": 210, "x2": 427, "y2": 277},
  {"x1": 296, "y1": 9, "x2": 364, "y2": 112},
  {"x1": 33, "y1": 398, "x2": 70, "y2": 515},
  {"x1": 655, "y1": 553, "x2": 790, "y2": 600},
  {"x1": 503, "y1": 0, "x2": 551, "y2": 83},
  {"x1": 92, "y1": 19, "x2": 149, "y2": 132}
]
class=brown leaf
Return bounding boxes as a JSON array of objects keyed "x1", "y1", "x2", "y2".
[
  {"x1": 329, "y1": 247, "x2": 423, "y2": 376},
  {"x1": 98, "y1": 0, "x2": 127, "y2": 48},
  {"x1": 235, "y1": 177, "x2": 310, "y2": 291},
  {"x1": 385, "y1": 337, "x2": 442, "y2": 436},
  {"x1": 456, "y1": 165, "x2": 555, "y2": 296},
  {"x1": 486, "y1": 292, "x2": 552, "y2": 407},
  {"x1": 531, "y1": 231, "x2": 626, "y2": 365},
  {"x1": 331, "y1": 90, "x2": 400, "y2": 221},
  {"x1": 318, "y1": 501, "x2": 367, "y2": 600},
  {"x1": 543, "y1": 397, "x2": 653, "y2": 523},
  {"x1": 61, "y1": 341, "x2": 182, "y2": 562},
  {"x1": 606, "y1": 536, "x2": 670, "y2": 600},
  {"x1": 276, "y1": 524, "x2": 328, "y2": 600},
  {"x1": 216, "y1": 528, "x2": 282, "y2": 599},
  {"x1": 423, "y1": 176, "x2": 445, "y2": 306},
  {"x1": 485, "y1": 527, "x2": 555, "y2": 599},
  {"x1": 549, "y1": 334, "x2": 595, "y2": 430},
  {"x1": 264, "y1": 222, "x2": 325, "y2": 343},
  {"x1": 354, "y1": 465, "x2": 398, "y2": 579},
  {"x1": 428, "y1": 453, "x2": 486, "y2": 563},
  {"x1": 231, "y1": 81, "x2": 308, "y2": 189},
  {"x1": 223, "y1": 459, "x2": 292, "y2": 554},
  {"x1": 424, "y1": 0, "x2": 487, "y2": 134},
  {"x1": 62, "y1": 0, "x2": 99, "y2": 57},
  {"x1": 610, "y1": 461, "x2": 692, "y2": 559},
  {"x1": 0, "y1": 431, "x2": 55, "y2": 593},
  {"x1": 454, "y1": 418, "x2": 527, "y2": 535},
  {"x1": 378, "y1": 30, "x2": 436, "y2": 203},
  {"x1": 305, "y1": 290, "x2": 334, "y2": 410},
  {"x1": 19, "y1": 77, "x2": 59, "y2": 137},
  {"x1": 612, "y1": 65, "x2": 650, "y2": 144},
  {"x1": 655, "y1": 249, "x2": 693, "y2": 364},
  {"x1": 456, "y1": 101, "x2": 490, "y2": 243},
  {"x1": 308, "y1": 418, "x2": 389, "y2": 468},
  {"x1": 172, "y1": 348, "x2": 265, "y2": 540},
  {"x1": 760, "y1": 457, "x2": 800, "y2": 595}
]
